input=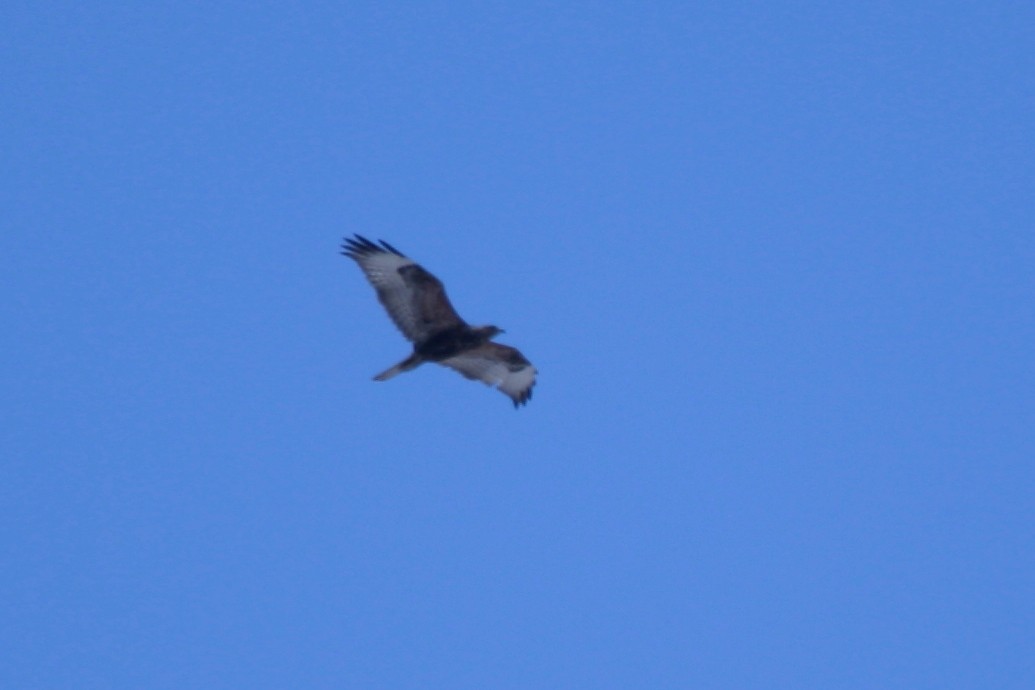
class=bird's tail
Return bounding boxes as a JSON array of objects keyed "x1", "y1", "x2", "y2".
[{"x1": 373, "y1": 353, "x2": 423, "y2": 381}]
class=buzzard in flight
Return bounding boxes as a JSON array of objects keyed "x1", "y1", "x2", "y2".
[{"x1": 341, "y1": 235, "x2": 536, "y2": 407}]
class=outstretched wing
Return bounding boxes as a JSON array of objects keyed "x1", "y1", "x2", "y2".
[
  {"x1": 440, "y1": 342, "x2": 537, "y2": 408},
  {"x1": 341, "y1": 235, "x2": 466, "y2": 343}
]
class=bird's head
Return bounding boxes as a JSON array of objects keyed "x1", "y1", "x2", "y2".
[{"x1": 474, "y1": 325, "x2": 505, "y2": 341}]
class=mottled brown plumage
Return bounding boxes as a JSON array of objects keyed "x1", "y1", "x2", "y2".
[{"x1": 341, "y1": 235, "x2": 536, "y2": 407}]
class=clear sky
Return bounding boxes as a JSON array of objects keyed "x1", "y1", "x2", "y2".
[{"x1": 3, "y1": 2, "x2": 1033, "y2": 688}]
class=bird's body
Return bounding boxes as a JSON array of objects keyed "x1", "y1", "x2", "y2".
[{"x1": 341, "y1": 235, "x2": 536, "y2": 407}]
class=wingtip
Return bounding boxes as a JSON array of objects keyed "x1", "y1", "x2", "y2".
[
  {"x1": 341, "y1": 234, "x2": 406, "y2": 260},
  {"x1": 512, "y1": 385, "x2": 534, "y2": 409},
  {"x1": 340, "y1": 234, "x2": 380, "y2": 260}
]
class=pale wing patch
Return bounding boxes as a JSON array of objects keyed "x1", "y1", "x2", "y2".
[
  {"x1": 342, "y1": 237, "x2": 425, "y2": 341},
  {"x1": 496, "y1": 363, "x2": 537, "y2": 406},
  {"x1": 441, "y1": 343, "x2": 537, "y2": 407}
]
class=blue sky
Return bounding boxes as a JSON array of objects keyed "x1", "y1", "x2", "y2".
[{"x1": 3, "y1": 2, "x2": 1033, "y2": 688}]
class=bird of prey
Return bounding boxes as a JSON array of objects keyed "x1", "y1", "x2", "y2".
[{"x1": 341, "y1": 234, "x2": 537, "y2": 407}]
